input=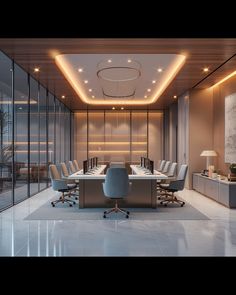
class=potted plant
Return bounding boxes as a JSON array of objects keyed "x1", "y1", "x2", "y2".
[{"x1": 229, "y1": 163, "x2": 236, "y2": 174}]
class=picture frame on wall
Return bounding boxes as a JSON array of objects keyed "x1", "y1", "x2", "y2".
[{"x1": 225, "y1": 93, "x2": 236, "y2": 163}]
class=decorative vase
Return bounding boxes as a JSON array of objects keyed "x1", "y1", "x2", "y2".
[{"x1": 229, "y1": 163, "x2": 236, "y2": 174}]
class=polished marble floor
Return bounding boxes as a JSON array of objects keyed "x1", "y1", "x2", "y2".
[{"x1": 1, "y1": 188, "x2": 236, "y2": 256}]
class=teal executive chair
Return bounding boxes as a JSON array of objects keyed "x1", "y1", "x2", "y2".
[
  {"x1": 102, "y1": 167, "x2": 131, "y2": 218},
  {"x1": 49, "y1": 164, "x2": 76, "y2": 207}
]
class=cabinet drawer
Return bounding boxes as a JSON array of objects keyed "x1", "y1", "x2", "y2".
[
  {"x1": 192, "y1": 174, "x2": 199, "y2": 190},
  {"x1": 198, "y1": 176, "x2": 205, "y2": 194},
  {"x1": 218, "y1": 184, "x2": 229, "y2": 207},
  {"x1": 205, "y1": 179, "x2": 219, "y2": 201}
]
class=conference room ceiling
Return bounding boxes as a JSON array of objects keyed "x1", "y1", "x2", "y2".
[{"x1": 0, "y1": 38, "x2": 236, "y2": 111}]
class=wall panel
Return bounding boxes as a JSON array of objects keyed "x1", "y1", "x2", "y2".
[
  {"x1": 148, "y1": 111, "x2": 163, "y2": 169},
  {"x1": 74, "y1": 110, "x2": 163, "y2": 168},
  {"x1": 74, "y1": 112, "x2": 88, "y2": 168}
]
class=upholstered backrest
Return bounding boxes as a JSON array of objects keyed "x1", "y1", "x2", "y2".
[
  {"x1": 159, "y1": 160, "x2": 166, "y2": 171},
  {"x1": 61, "y1": 162, "x2": 69, "y2": 177},
  {"x1": 167, "y1": 162, "x2": 177, "y2": 177},
  {"x1": 110, "y1": 162, "x2": 125, "y2": 168},
  {"x1": 162, "y1": 161, "x2": 171, "y2": 173},
  {"x1": 69, "y1": 161, "x2": 76, "y2": 173},
  {"x1": 73, "y1": 160, "x2": 80, "y2": 171},
  {"x1": 103, "y1": 168, "x2": 129, "y2": 198},
  {"x1": 177, "y1": 164, "x2": 188, "y2": 180},
  {"x1": 49, "y1": 164, "x2": 61, "y2": 180}
]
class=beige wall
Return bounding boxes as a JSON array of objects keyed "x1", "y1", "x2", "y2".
[
  {"x1": 212, "y1": 75, "x2": 236, "y2": 175},
  {"x1": 181, "y1": 74, "x2": 236, "y2": 188},
  {"x1": 188, "y1": 88, "x2": 214, "y2": 188}
]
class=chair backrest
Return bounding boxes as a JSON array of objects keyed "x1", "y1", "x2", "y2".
[
  {"x1": 49, "y1": 164, "x2": 68, "y2": 191},
  {"x1": 157, "y1": 159, "x2": 162, "y2": 170},
  {"x1": 110, "y1": 162, "x2": 125, "y2": 168},
  {"x1": 159, "y1": 160, "x2": 166, "y2": 171},
  {"x1": 103, "y1": 168, "x2": 129, "y2": 198},
  {"x1": 61, "y1": 162, "x2": 70, "y2": 177},
  {"x1": 162, "y1": 161, "x2": 171, "y2": 173},
  {"x1": 69, "y1": 161, "x2": 76, "y2": 174},
  {"x1": 73, "y1": 160, "x2": 80, "y2": 171},
  {"x1": 177, "y1": 164, "x2": 188, "y2": 180},
  {"x1": 169, "y1": 164, "x2": 188, "y2": 191},
  {"x1": 49, "y1": 164, "x2": 61, "y2": 180},
  {"x1": 167, "y1": 162, "x2": 177, "y2": 177}
]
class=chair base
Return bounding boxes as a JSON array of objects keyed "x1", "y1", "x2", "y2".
[
  {"x1": 51, "y1": 192, "x2": 76, "y2": 207},
  {"x1": 160, "y1": 192, "x2": 185, "y2": 207},
  {"x1": 103, "y1": 200, "x2": 129, "y2": 218}
]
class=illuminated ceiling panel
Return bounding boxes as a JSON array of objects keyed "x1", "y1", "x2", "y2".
[{"x1": 55, "y1": 54, "x2": 186, "y2": 105}]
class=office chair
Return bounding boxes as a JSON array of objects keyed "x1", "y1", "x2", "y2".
[
  {"x1": 60, "y1": 162, "x2": 79, "y2": 199},
  {"x1": 157, "y1": 162, "x2": 177, "y2": 199},
  {"x1": 102, "y1": 168, "x2": 131, "y2": 218},
  {"x1": 49, "y1": 164, "x2": 76, "y2": 207},
  {"x1": 159, "y1": 164, "x2": 188, "y2": 207},
  {"x1": 73, "y1": 159, "x2": 80, "y2": 171}
]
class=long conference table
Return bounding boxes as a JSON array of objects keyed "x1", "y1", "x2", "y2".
[{"x1": 68, "y1": 164, "x2": 167, "y2": 208}]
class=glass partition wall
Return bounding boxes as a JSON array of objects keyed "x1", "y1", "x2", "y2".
[{"x1": 0, "y1": 50, "x2": 71, "y2": 212}]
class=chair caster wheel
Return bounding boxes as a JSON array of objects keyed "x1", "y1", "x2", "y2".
[
  {"x1": 126, "y1": 215, "x2": 129, "y2": 218},
  {"x1": 104, "y1": 211, "x2": 107, "y2": 214},
  {"x1": 69, "y1": 204, "x2": 72, "y2": 207},
  {"x1": 160, "y1": 202, "x2": 163, "y2": 205},
  {"x1": 127, "y1": 211, "x2": 130, "y2": 215},
  {"x1": 158, "y1": 197, "x2": 161, "y2": 200},
  {"x1": 164, "y1": 204, "x2": 167, "y2": 207},
  {"x1": 75, "y1": 197, "x2": 78, "y2": 200},
  {"x1": 51, "y1": 203, "x2": 55, "y2": 207},
  {"x1": 103, "y1": 215, "x2": 106, "y2": 218},
  {"x1": 181, "y1": 203, "x2": 185, "y2": 207},
  {"x1": 73, "y1": 202, "x2": 76, "y2": 205}
]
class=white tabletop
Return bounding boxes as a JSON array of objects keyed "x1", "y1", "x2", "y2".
[{"x1": 68, "y1": 164, "x2": 167, "y2": 180}]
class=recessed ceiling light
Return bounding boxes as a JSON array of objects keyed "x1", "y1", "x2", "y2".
[
  {"x1": 203, "y1": 67, "x2": 209, "y2": 72},
  {"x1": 61, "y1": 95, "x2": 65, "y2": 99},
  {"x1": 18, "y1": 107, "x2": 23, "y2": 110},
  {"x1": 84, "y1": 80, "x2": 88, "y2": 84},
  {"x1": 127, "y1": 59, "x2": 132, "y2": 63},
  {"x1": 144, "y1": 95, "x2": 147, "y2": 98},
  {"x1": 108, "y1": 59, "x2": 112, "y2": 63},
  {"x1": 112, "y1": 107, "x2": 116, "y2": 110},
  {"x1": 92, "y1": 95, "x2": 95, "y2": 98},
  {"x1": 121, "y1": 107, "x2": 124, "y2": 110},
  {"x1": 89, "y1": 89, "x2": 92, "y2": 92},
  {"x1": 34, "y1": 67, "x2": 40, "y2": 72},
  {"x1": 78, "y1": 68, "x2": 83, "y2": 72},
  {"x1": 173, "y1": 95, "x2": 177, "y2": 99},
  {"x1": 147, "y1": 89, "x2": 151, "y2": 92},
  {"x1": 152, "y1": 80, "x2": 156, "y2": 84},
  {"x1": 157, "y1": 68, "x2": 163, "y2": 73}
]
